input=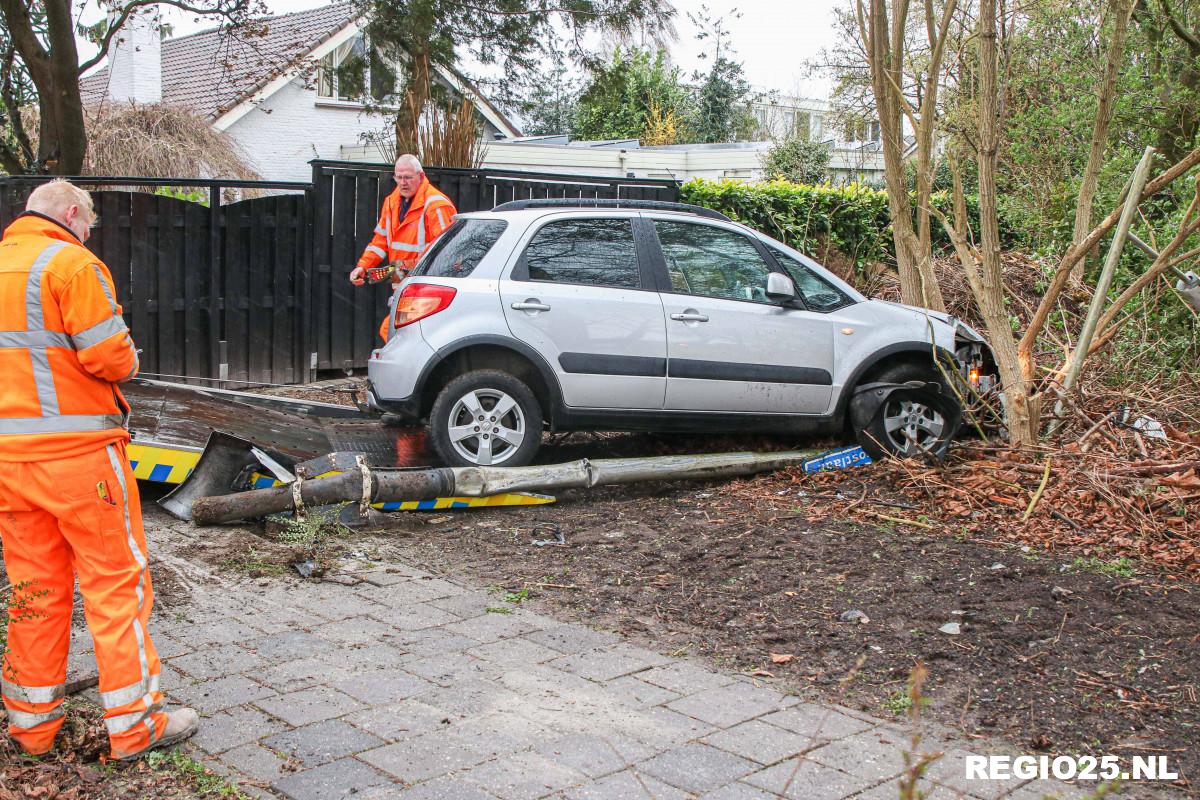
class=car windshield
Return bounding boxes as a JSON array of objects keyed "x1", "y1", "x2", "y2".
[{"x1": 413, "y1": 219, "x2": 508, "y2": 278}]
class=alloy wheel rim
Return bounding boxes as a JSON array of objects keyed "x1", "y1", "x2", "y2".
[
  {"x1": 882, "y1": 397, "x2": 946, "y2": 455},
  {"x1": 446, "y1": 388, "x2": 525, "y2": 465}
]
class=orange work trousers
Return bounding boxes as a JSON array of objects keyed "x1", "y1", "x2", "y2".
[{"x1": 0, "y1": 441, "x2": 167, "y2": 759}]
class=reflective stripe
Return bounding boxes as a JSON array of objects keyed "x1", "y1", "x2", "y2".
[
  {"x1": 435, "y1": 208, "x2": 447, "y2": 228},
  {"x1": 100, "y1": 673, "x2": 159, "y2": 709},
  {"x1": 29, "y1": 347, "x2": 59, "y2": 415},
  {"x1": 0, "y1": 330, "x2": 72, "y2": 348},
  {"x1": 90, "y1": 264, "x2": 118, "y2": 315},
  {"x1": 7, "y1": 706, "x2": 64, "y2": 729},
  {"x1": 416, "y1": 216, "x2": 426, "y2": 249},
  {"x1": 0, "y1": 414, "x2": 125, "y2": 435},
  {"x1": 72, "y1": 315, "x2": 129, "y2": 350},
  {"x1": 106, "y1": 445, "x2": 151, "y2": 698},
  {"x1": 388, "y1": 242, "x2": 421, "y2": 253},
  {"x1": 374, "y1": 225, "x2": 388, "y2": 236},
  {"x1": 104, "y1": 707, "x2": 152, "y2": 735},
  {"x1": 2, "y1": 680, "x2": 65, "y2": 704},
  {"x1": 24, "y1": 241, "x2": 69, "y2": 330},
  {"x1": 366, "y1": 244, "x2": 387, "y2": 259}
]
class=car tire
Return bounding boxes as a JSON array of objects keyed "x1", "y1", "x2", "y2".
[
  {"x1": 428, "y1": 370, "x2": 543, "y2": 468},
  {"x1": 851, "y1": 363, "x2": 961, "y2": 460}
]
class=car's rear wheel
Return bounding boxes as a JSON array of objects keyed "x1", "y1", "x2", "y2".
[
  {"x1": 428, "y1": 370, "x2": 543, "y2": 467},
  {"x1": 852, "y1": 364, "x2": 961, "y2": 460}
]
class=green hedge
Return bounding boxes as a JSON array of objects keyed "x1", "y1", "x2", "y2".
[{"x1": 679, "y1": 178, "x2": 990, "y2": 275}]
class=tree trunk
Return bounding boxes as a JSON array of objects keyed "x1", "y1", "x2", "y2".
[
  {"x1": 978, "y1": 0, "x2": 1036, "y2": 445},
  {"x1": 1069, "y1": 0, "x2": 1134, "y2": 284}
]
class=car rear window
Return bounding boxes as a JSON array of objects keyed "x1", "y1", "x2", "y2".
[{"x1": 413, "y1": 219, "x2": 507, "y2": 278}]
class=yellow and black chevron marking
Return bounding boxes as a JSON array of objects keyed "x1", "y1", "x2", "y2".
[
  {"x1": 128, "y1": 443, "x2": 201, "y2": 484},
  {"x1": 126, "y1": 442, "x2": 553, "y2": 510}
]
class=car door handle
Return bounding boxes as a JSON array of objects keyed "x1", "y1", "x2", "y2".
[
  {"x1": 670, "y1": 312, "x2": 709, "y2": 322},
  {"x1": 511, "y1": 300, "x2": 551, "y2": 312}
]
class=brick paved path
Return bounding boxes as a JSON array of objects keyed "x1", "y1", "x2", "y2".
[{"x1": 65, "y1": 509, "x2": 1096, "y2": 800}]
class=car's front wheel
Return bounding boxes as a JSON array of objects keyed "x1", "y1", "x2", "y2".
[
  {"x1": 428, "y1": 370, "x2": 543, "y2": 467},
  {"x1": 852, "y1": 364, "x2": 961, "y2": 460}
]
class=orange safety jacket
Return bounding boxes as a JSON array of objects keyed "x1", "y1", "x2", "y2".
[
  {"x1": 0, "y1": 213, "x2": 138, "y2": 461},
  {"x1": 356, "y1": 176, "x2": 457, "y2": 281}
]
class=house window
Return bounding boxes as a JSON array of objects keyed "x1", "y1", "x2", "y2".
[
  {"x1": 844, "y1": 118, "x2": 882, "y2": 143},
  {"x1": 318, "y1": 35, "x2": 397, "y2": 103}
]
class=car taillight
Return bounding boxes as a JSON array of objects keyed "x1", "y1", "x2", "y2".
[{"x1": 394, "y1": 283, "x2": 456, "y2": 329}]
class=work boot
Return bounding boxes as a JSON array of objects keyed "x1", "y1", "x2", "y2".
[{"x1": 115, "y1": 708, "x2": 200, "y2": 761}]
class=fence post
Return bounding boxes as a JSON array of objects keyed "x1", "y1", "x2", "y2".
[{"x1": 208, "y1": 185, "x2": 222, "y2": 383}]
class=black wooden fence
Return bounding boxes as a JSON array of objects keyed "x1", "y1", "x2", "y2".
[{"x1": 0, "y1": 161, "x2": 680, "y2": 385}]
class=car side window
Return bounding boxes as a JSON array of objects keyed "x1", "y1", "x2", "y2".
[
  {"x1": 414, "y1": 219, "x2": 507, "y2": 278},
  {"x1": 654, "y1": 220, "x2": 775, "y2": 304},
  {"x1": 765, "y1": 245, "x2": 853, "y2": 312},
  {"x1": 516, "y1": 218, "x2": 639, "y2": 289}
]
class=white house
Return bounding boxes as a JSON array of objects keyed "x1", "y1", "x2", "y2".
[{"x1": 80, "y1": 3, "x2": 521, "y2": 183}]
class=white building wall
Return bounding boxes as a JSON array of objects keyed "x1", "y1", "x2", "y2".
[
  {"x1": 106, "y1": 7, "x2": 162, "y2": 104},
  {"x1": 224, "y1": 78, "x2": 393, "y2": 183}
]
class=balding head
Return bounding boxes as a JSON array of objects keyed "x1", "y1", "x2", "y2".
[
  {"x1": 26, "y1": 179, "x2": 96, "y2": 242},
  {"x1": 394, "y1": 154, "x2": 425, "y2": 200}
]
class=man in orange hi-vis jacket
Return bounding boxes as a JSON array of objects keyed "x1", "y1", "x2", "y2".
[
  {"x1": 0, "y1": 180, "x2": 198, "y2": 760},
  {"x1": 349, "y1": 153, "x2": 457, "y2": 342}
]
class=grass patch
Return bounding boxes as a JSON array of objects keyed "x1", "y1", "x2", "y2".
[
  {"x1": 1070, "y1": 556, "x2": 1136, "y2": 578},
  {"x1": 146, "y1": 749, "x2": 250, "y2": 798}
]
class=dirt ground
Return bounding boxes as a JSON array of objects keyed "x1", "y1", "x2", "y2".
[{"x1": 181, "y1": 430, "x2": 1198, "y2": 798}]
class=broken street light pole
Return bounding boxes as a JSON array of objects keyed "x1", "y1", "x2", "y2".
[{"x1": 190, "y1": 450, "x2": 824, "y2": 525}]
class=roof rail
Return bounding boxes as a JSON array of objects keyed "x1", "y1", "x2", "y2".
[{"x1": 490, "y1": 198, "x2": 732, "y2": 222}]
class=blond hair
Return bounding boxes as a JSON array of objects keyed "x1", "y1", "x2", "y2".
[{"x1": 26, "y1": 179, "x2": 96, "y2": 228}]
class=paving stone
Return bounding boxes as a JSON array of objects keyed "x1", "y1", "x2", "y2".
[
  {"x1": 702, "y1": 719, "x2": 815, "y2": 765},
  {"x1": 150, "y1": 632, "x2": 195, "y2": 659},
  {"x1": 272, "y1": 757, "x2": 394, "y2": 800},
  {"x1": 394, "y1": 777, "x2": 500, "y2": 799},
  {"x1": 303, "y1": 589, "x2": 389, "y2": 621},
  {"x1": 637, "y1": 743, "x2": 758, "y2": 794},
  {"x1": 191, "y1": 705, "x2": 290, "y2": 755},
  {"x1": 323, "y1": 642, "x2": 412, "y2": 672},
  {"x1": 742, "y1": 757, "x2": 878, "y2": 799},
  {"x1": 354, "y1": 567, "x2": 434, "y2": 586},
  {"x1": 236, "y1": 608, "x2": 327, "y2": 634},
  {"x1": 185, "y1": 617, "x2": 267, "y2": 646},
  {"x1": 171, "y1": 643, "x2": 267, "y2": 680},
  {"x1": 442, "y1": 610, "x2": 545, "y2": 643},
  {"x1": 759, "y1": 703, "x2": 876, "y2": 743},
  {"x1": 343, "y1": 700, "x2": 456, "y2": 741},
  {"x1": 218, "y1": 742, "x2": 296, "y2": 784},
  {"x1": 665, "y1": 681, "x2": 791, "y2": 728},
  {"x1": 172, "y1": 674, "x2": 275, "y2": 714},
  {"x1": 637, "y1": 662, "x2": 736, "y2": 696},
  {"x1": 331, "y1": 669, "x2": 432, "y2": 704},
  {"x1": 310, "y1": 616, "x2": 403, "y2": 646},
  {"x1": 427, "y1": 591, "x2": 498, "y2": 619},
  {"x1": 255, "y1": 686, "x2": 365, "y2": 727},
  {"x1": 369, "y1": 577, "x2": 466, "y2": 606},
  {"x1": 853, "y1": 778, "x2": 980, "y2": 800},
  {"x1": 697, "y1": 783, "x2": 781, "y2": 800},
  {"x1": 561, "y1": 770, "x2": 692, "y2": 800},
  {"x1": 807, "y1": 734, "x2": 905, "y2": 783},
  {"x1": 358, "y1": 730, "x2": 493, "y2": 783},
  {"x1": 374, "y1": 601, "x2": 464, "y2": 631},
  {"x1": 461, "y1": 751, "x2": 587, "y2": 800},
  {"x1": 1003, "y1": 779, "x2": 1097, "y2": 800},
  {"x1": 536, "y1": 733, "x2": 657, "y2": 779},
  {"x1": 392, "y1": 628, "x2": 483, "y2": 658},
  {"x1": 417, "y1": 679, "x2": 523, "y2": 716},
  {"x1": 926, "y1": 750, "x2": 1029, "y2": 800},
  {"x1": 447, "y1": 710, "x2": 564, "y2": 757},
  {"x1": 603, "y1": 676, "x2": 682, "y2": 708},
  {"x1": 525, "y1": 625, "x2": 622, "y2": 655},
  {"x1": 245, "y1": 631, "x2": 336, "y2": 661},
  {"x1": 467, "y1": 637, "x2": 564, "y2": 666},
  {"x1": 404, "y1": 653, "x2": 489, "y2": 687},
  {"x1": 551, "y1": 644, "x2": 673, "y2": 682},
  {"x1": 636, "y1": 707, "x2": 719, "y2": 744},
  {"x1": 262, "y1": 719, "x2": 386, "y2": 767},
  {"x1": 258, "y1": 657, "x2": 358, "y2": 693}
]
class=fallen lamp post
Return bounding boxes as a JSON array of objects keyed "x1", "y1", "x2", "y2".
[{"x1": 191, "y1": 449, "x2": 827, "y2": 525}]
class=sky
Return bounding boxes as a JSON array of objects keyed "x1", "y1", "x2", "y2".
[{"x1": 77, "y1": 0, "x2": 845, "y2": 98}]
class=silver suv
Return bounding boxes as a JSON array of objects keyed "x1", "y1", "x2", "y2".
[{"x1": 366, "y1": 200, "x2": 994, "y2": 468}]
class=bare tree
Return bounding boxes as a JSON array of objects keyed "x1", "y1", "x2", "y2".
[
  {"x1": 1069, "y1": 0, "x2": 1135, "y2": 283},
  {"x1": 856, "y1": 0, "x2": 958, "y2": 312},
  {"x1": 0, "y1": 0, "x2": 265, "y2": 175}
]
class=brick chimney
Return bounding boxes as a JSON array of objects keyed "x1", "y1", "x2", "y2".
[{"x1": 106, "y1": 6, "x2": 162, "y2": 104}]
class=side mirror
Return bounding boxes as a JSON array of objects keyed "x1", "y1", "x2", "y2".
[{"x1": 765, "y1": 272, "x2": 798, "y2": 303}]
